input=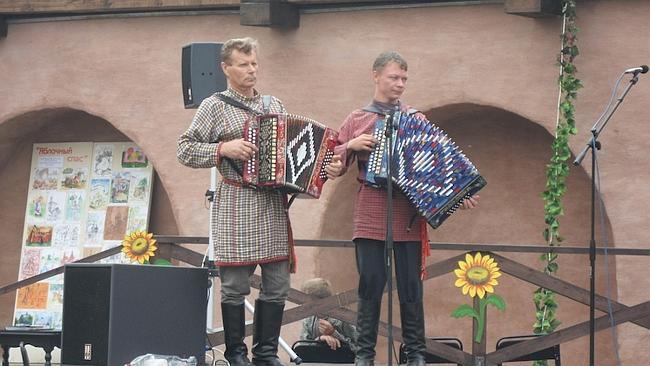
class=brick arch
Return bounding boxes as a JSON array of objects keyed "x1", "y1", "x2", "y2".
[{"x1": 0, "y1": 107, "x2": 178, "y2": 327}]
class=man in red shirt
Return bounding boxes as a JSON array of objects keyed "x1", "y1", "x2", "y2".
[{"x1": 334, "y1": 51, "x2": 479, "y2": 366}]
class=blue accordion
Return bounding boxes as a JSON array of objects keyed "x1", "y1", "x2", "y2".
[{"x1": 365, "y1": 112, "x2": 486, "y2": 229}]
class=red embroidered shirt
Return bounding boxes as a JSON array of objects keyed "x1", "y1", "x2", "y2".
[{"x1": 334, "y1": 104, "x2": 426, "y2": 242}]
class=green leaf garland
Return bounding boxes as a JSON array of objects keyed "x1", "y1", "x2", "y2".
[{"x1": 535, "y1": 1, "x2": 581, "y2": 365}]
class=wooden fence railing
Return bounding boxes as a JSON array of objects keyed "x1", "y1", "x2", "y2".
[{"x1": 2, "y1": 236, "x2": 649, "y2": 366}]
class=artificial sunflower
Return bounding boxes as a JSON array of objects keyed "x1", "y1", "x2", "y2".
[
  {"x1": 454, "y1": 252, "x2": 502, "y2": 299},
  {"x1": 122, "y1": 230, "x2": 157, "y2": 264},
  {"x1": 451, "y1": 252, "x2": 506, "y2": 343}
]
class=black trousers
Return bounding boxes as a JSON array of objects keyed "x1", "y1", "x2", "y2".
[{"x1": 354, "y1": 238, "x2": 423, "y2": 303}]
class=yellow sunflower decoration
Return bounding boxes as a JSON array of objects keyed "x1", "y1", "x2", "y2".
[
  {"x1": 122, "y1": 231, "x2": 157, "y2": 264},
  {"x1": 451, "y1": 252, "x2": 506, "y2": 343},
  {"x1": 454, "y1": 252, "x2": 502, "y2": 299}
]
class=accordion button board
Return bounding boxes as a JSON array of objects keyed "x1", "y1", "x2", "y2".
[
  {"x1": 366, "y1": 112, "x2": 486, "y2": 229},
  {"x1": 242, "y1": 114, "x2": 338, "y2": 199}
]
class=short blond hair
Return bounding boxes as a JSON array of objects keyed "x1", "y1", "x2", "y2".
[
  {"x1": 372, "y1": 51, "x2": 408, "y2": 72},
  {"x1": 221, "y1": 37, "x2": 258, "y2": 64},
  {"x1": 301, "y1": 278, "x2": 332, "y2": 299}
]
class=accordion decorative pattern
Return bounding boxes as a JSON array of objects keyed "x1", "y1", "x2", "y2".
[
  {"x1": 366, "y1": 112, "x2": 486, "y2": 229},
  {"x1": 243, "y1": 114, "x2": 338, "y2": 198}
]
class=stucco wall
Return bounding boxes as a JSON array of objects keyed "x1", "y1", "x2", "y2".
[{"x1": 1, "y1": 1, "x2": 649, "y2": 364}]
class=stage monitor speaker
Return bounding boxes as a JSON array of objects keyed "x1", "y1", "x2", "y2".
[
  {"x1": 182, "y1": 42, "x2": 227, "y2": 109},
  {"x1": 61, "y1": 263, "x2": 209, "y2": 365}
]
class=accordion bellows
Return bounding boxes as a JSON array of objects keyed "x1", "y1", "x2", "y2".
[
  {"x1": 366, "y1": 112, "x2": 486, "y2": 229},
  {"x1": 243, "y1": 113, "x2": 338, "y2": 198}
]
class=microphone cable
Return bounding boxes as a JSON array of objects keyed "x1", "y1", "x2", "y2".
[{"x1": 592, "y1": 72, "x2": 626, "y2": 133}]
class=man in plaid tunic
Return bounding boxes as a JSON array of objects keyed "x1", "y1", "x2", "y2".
[{"x1": 178, "y1": 38, "x2": 345, "y2": 366}]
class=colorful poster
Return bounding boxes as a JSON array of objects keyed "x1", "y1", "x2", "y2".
[
  {"x1": 127, "y1": 206, "x2": 147, "y2": 234},
  {"x1": 27, "y1": 192, "x2": 48, "y2": 220},
  {"x1": 85, "y1": 211, "x2": 105, "y2": 245},
  {"x1": 121, "y1": 146, "x2": 148, "y2": 168},
  {"x1": 104, "y1": 206, "x2": 129, "y2": 240},
  {"x1": 20, "y1": 248, "x2": 42, "y2": 280},
  {"x1": 65, "y1": 191, "x2": 85, "y2": 221},
  {"x1": 32, "y1": 168, "x2": 59, "y2": 190},
  {"x1": 129, "y1": 173, "x2": 150, "y2": 203},
  {"x1": 110, "y1": 172, "x2": 131, "y2": 204},
  {"x1": 60, "y1": 167, "x2": 88, "y2": 190},
  {"x1": 52, "y1": 223, "x2": 80, "y2": 247},
  {"x1": 88, "y1": 178, "x2": 110, "y2": 210},
  {"x1": 16, "y1": 283, "x2": 49, "y2": 310},
  {"x1": 45, "y1": 191, "x2": 66, "y2": 222},
  {"x1": 47, "y1": 284, "x2": 64, "y2": 307},
  {"x1": 92, "y1": 144, "x2": 114, "y2": 177},
  {"x1": 14, "y1": 142, "x2": 154, "y2": 329},
  {"x1": 25, "y1": 225, "x2": 53, "y2": 247}
]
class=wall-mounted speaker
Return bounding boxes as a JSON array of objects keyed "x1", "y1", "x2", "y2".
[
  {"x1": 61, "y1": 264, "x2": 209, "y2": 365},
  {"x1": 181, "y1": 42, "x2": 227, "y2": 109}
]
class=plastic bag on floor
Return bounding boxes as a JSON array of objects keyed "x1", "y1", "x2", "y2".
[{"x1": 127, "y1": 354, "x2": 198, "y2": 366}]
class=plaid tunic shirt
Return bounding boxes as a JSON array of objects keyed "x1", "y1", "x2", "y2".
[
  {"x1": 177, "y1": 89, "x2": 291, "y2": 266},
  {"x1": 334, "y1": 105, "x2": 426, "y2": 242}
]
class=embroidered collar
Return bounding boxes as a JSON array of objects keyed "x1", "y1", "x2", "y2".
[{"x1": 371, "y1": 99, "x2": 402, "y2": 114}]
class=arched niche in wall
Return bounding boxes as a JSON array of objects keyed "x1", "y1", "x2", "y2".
[{"x1": 0, "y1": 107, "x2": 178, "y2": 327}]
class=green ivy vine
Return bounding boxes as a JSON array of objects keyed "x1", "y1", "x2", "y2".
[{"x1": 535, "y1": 1, "x2": 581, "y2": 364}]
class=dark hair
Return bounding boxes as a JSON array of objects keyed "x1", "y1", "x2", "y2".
[{"x1": 372, "y1": 51, "x2": 408, "y2": 72}]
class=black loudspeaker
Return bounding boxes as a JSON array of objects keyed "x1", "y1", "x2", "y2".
[
  {"x1": 61, "y1": 264, "x2": 209, "y2": 365},
  {"x1": 182, "y1": 42, "x2": 227, "y2": 108}
]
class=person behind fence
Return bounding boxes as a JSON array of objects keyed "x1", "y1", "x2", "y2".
[
  {"x1": 333, "y1": 51, "x2": 479, "y2": 366},
  {"x1": 299, "y1": 278, "x2": 358, "y2": 353},
  {"x1": 177, "y1": 37, "x2": 343, "y2": 366}
]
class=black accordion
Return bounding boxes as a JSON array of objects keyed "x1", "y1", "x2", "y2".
[
  {"x1": 242, "y1": 113, "x2": 338, "y2": 198},
  {"x1": 365, "y1": 112, "x2": 486, "y2": 229}
]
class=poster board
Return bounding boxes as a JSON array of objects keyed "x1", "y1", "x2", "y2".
[{"x1": 13, "y1": 142, "x2": 154, "y2": 329}]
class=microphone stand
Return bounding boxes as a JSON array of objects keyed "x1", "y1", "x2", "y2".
[
  {"x1": 384, "y1": 111, "x2": 398, "y2": 366},
  {"x1": 573, "y1": 70, "x2": 642, "y2": 366}
]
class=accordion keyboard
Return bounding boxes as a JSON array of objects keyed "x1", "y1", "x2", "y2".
[{"x1": 365, "y1": 112, "x2": 486, "y2": 229}]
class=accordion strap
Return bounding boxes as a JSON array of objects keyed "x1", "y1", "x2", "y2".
[
  {"x1": 214, "y1": 92, "x2": 271, "y2": 178},
  {"x1": 262, "y1": 95, "x2": 272, "y2": 114},
  {"x1": 216, "y1": 93, "x2": 261, "y2": 115},
  {"x1": 282, "y1": 194, "x2": 298, "y2": 273},
  {"x1": 216, "y1": 92, "x2": 273, "y2": 115}
]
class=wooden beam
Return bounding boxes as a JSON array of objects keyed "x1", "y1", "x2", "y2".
[
  {"x1": 504, "y1": 0, "x2": 562, "y2": 18},
  {"x1": 240, "y1": 0, "x2": 299, "y2": 27},
  {"x1": 206, "y1": 263, "x2": 473, "y2": 365},
  {"x1": 155, "y1": 235, "x2": 209, "y2": 245},
  {"x1": 493, "y1": 252, "x2": 650, "y2": 331},
  {"x1": 0, "y1": 245, "x2": 122, "y2": 296},
  {"x1": 0, "y1": 0, "x2": 239, "y2": 15},
  {"x1": 486, "y1": 300, "x2": 650, "y2": 365},
  {"x1": 152, "y1": 236, "x2": 650, "y2": 256}
]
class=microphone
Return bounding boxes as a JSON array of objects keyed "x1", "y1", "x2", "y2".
[{"x1": 624, "y1": 65, "x2": 649, "y2": 74}]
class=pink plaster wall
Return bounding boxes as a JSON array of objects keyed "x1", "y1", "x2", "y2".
[{"x1": 1, "y1": 1, "x2": 649, "y2": 364}]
